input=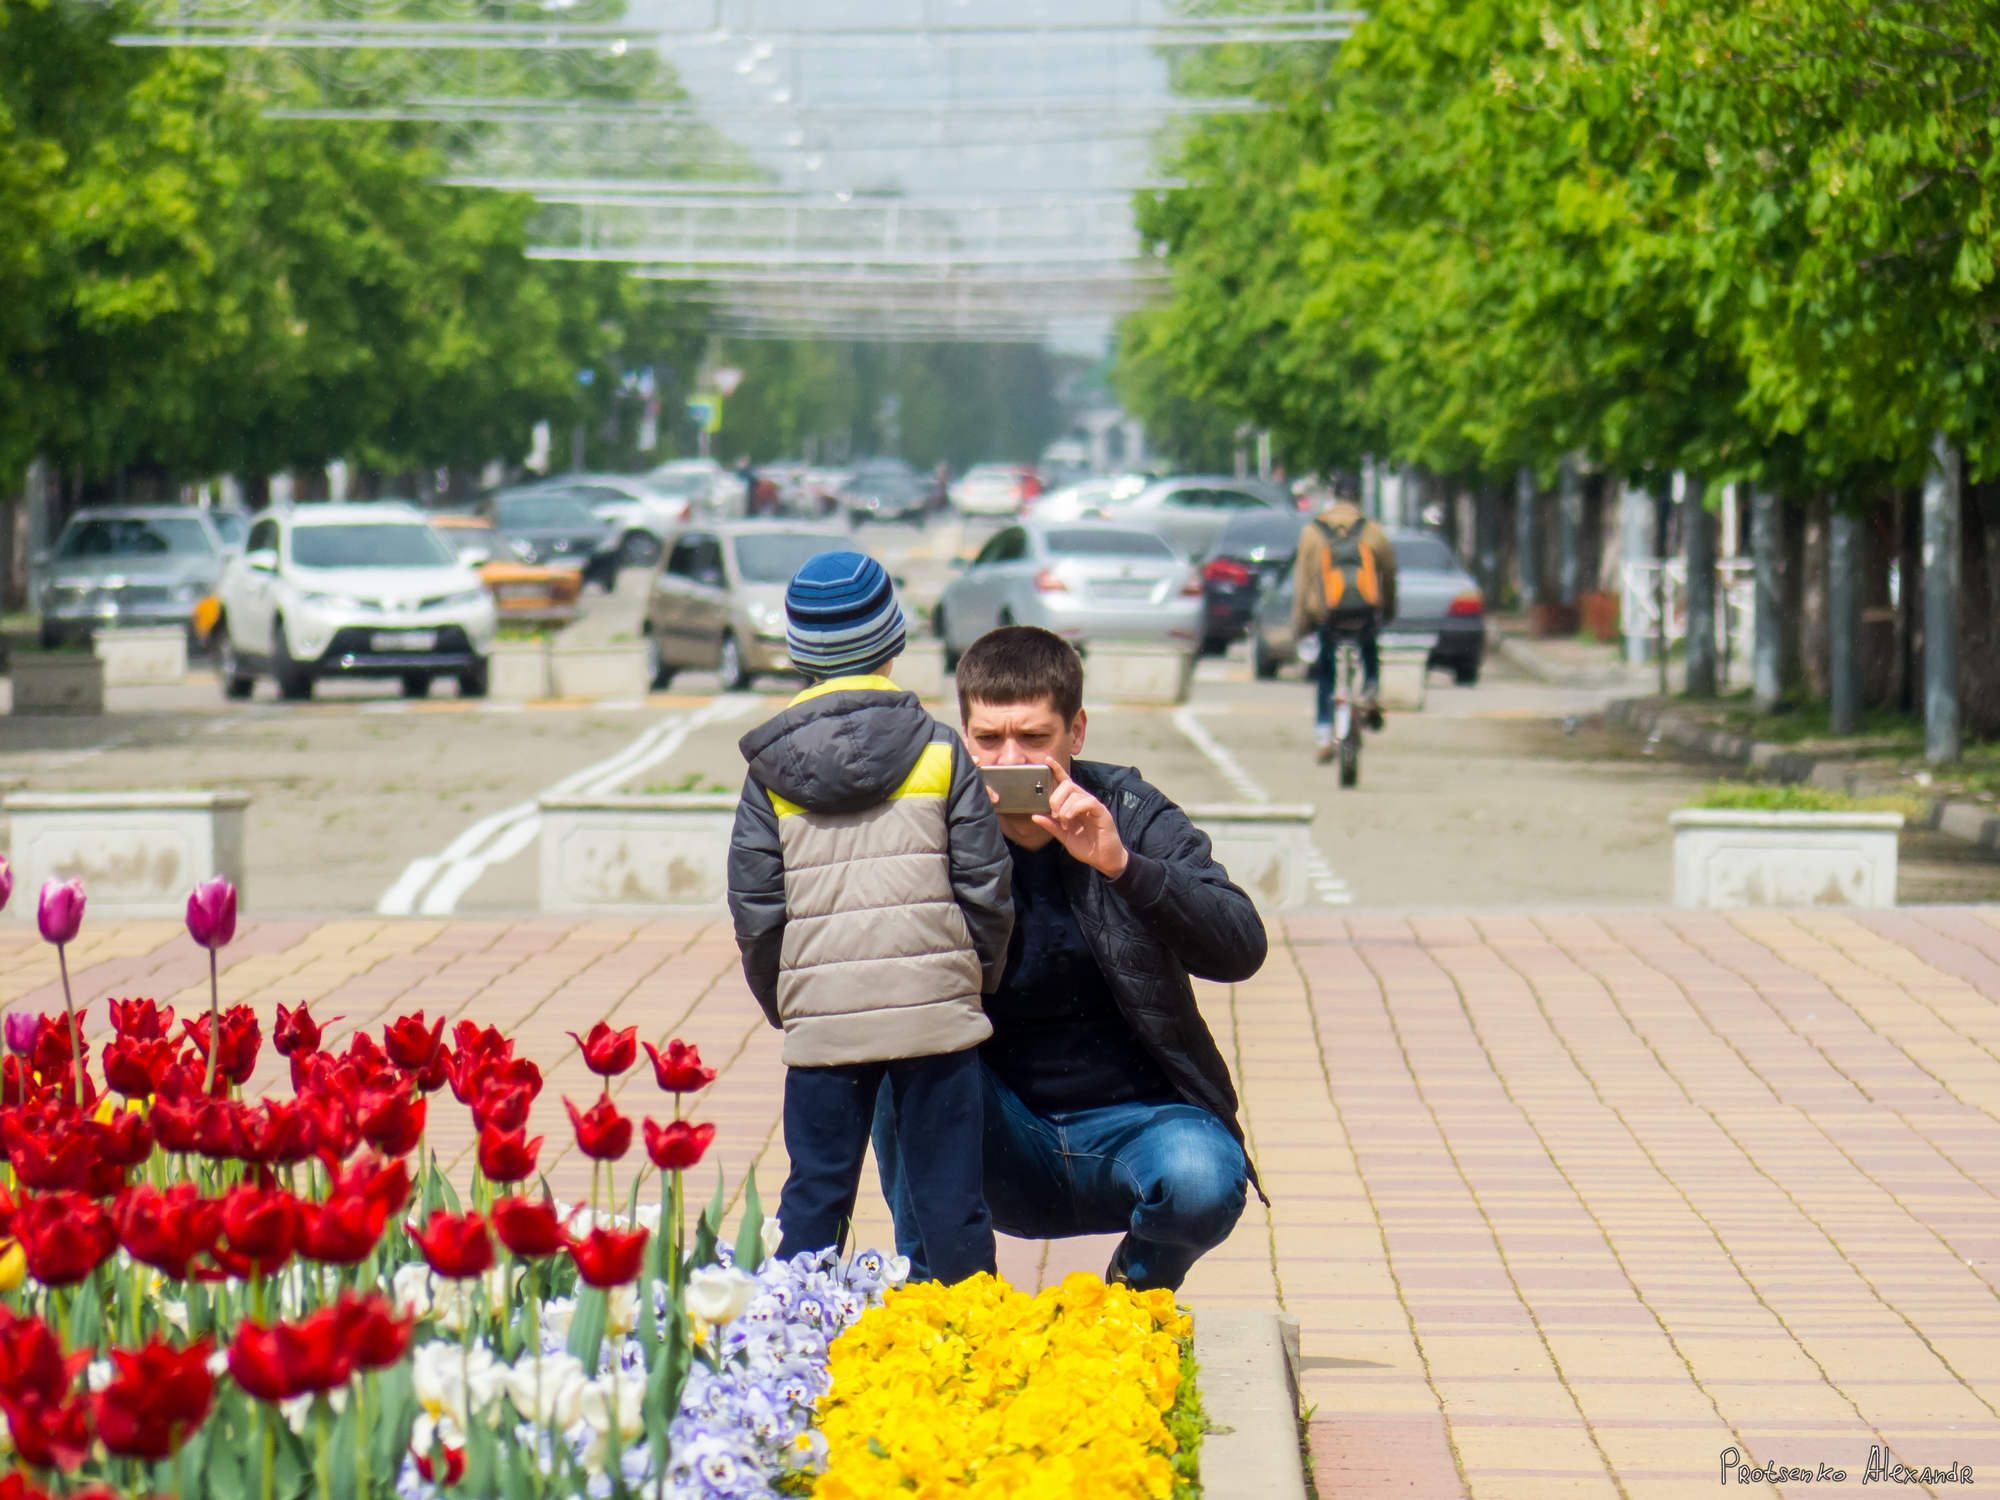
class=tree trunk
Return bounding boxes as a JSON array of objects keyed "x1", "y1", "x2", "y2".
[
  {"x1": 1963, "y1": 476, "x2": 2000, "y2": 739},
  {"x1": 1683, "y1": 476, "x2": 1718, "y2": 697},
  {"x1": 1897, "y1": 489, "x2": 1922, "y2": 715},
  {"x1": 1923, "y1": 435, "x2": 1962, "y2": 762},
  {"x1": 1828, "y1": 507, "x2": 1860, "y2": 734},
  {"x1": 1515, "y1": 466, "x2": 1542, "y2": 609},
  {"x1": 1752, "y1": 489, "x2": 1784, "y2": 711},
  {"x1": 1799, "y1": 495, "x2": 1830, "y2": 700}
]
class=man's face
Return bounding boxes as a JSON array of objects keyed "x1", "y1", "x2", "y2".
[{"x1": 961, "y1": 696, "x2": 1087, "y2": 772}]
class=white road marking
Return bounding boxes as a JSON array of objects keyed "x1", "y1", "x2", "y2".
[
  {"x1": 377, "y1": 693, "x2": 761, "y2": 917},
  {"x1": 1169, "y1": 705, "x2": 1354, "y2": 907}
]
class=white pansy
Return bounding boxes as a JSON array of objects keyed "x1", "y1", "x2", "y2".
[
  {"x1": 883, "y1": 1255, "x2": 911, "y2": 1288},
  {"x1": 281, "y1": 1386, "x2": 347, "y2": 1436},
  {"x1": 503, "y1": 1351, "x2": 588, "y2": 1428},
  {"x1": 540, "y1": 1297, "x2": 576, "y2": 1343},
  {"x1": 685, "y1": 1265, "x2": 758, "y2": 1326},
  {"x1": 158, "y1": 1299, "x2": 189, "y2": 1335},
  {"x1": 85, "y1": 1359, "x2": 113, "y2": 1393}
]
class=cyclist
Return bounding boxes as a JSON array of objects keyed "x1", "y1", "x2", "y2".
[{"x1": 1290, "y1": 487, "x2": 1398, "y2": 763}]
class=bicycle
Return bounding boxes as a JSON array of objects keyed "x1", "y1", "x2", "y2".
[{"x1": 1301, "y1": 625, "x2": 1369, "y2": 788}]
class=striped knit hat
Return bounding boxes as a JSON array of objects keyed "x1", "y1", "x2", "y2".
[{"x1": 784, "y1": 550, "x2": 907, "y2": 679}]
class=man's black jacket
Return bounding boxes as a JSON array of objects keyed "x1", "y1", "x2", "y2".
[{"x1": 1059, "y1": 758, "x2": 1269, "y2": 1197}]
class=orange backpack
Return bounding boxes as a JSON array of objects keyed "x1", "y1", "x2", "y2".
[{"x1": 1314, "y1": 516, "x2": 1382, "y2": 625}]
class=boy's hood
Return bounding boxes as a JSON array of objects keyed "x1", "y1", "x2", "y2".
[{"x1": 739, "y1": 680, "x2": 938, "y2": 815}]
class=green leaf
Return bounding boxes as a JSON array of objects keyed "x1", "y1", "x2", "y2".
[
  {"x1": 567, "y1": 1284, "x2": 609, "y2": 1371},
  {"x1": 732, "y1": 1168, "x2": 764, "y2": 1271},
  {"x1": 368, "y1": 1361, "x2": 420, "y2": 1482}
]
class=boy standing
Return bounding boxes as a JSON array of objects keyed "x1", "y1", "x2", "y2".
[{"x1": 726, "y1": 551, "x2": 1012, "y2": 1282}]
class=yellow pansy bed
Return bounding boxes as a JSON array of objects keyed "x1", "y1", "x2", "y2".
[{"x1": 812, "y1": 1272, "x2": 1204, "y2": 1499}]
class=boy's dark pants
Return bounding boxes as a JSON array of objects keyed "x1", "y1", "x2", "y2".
[{"x1": 776, "y1": 1047, "x2": 995, "y2": 1283}]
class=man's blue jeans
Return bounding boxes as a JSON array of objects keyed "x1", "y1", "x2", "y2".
[{"x1": 871, "y1": 1063, "x2": 1248, "y2": 1292}]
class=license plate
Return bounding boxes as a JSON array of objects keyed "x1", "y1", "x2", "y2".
[
  {"x1": 496, "y1": 585, "x2": 544, "y2": 602},
  {"x1": 1095, "y1": 581, "x2": 1156, "y2": 600},
  {"x1": 372, "y1": 630, "x2": 437, "y2": 653}
]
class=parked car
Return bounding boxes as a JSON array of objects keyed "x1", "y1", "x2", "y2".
[
  {"x1": 840, "y1": 460, "x2": 928, "y2": 524},
  {"x1": 1199, "y1": 510, "x2": 1310, "y2": 653},
  {"x1": 38, "y1": 507, "x2": 227, "y2": 648},
  {"x1": 213, "y1": 503, "x2": 497, "y2": 701},
  {"x1": 1024, "y1": 474, "x2": 1146, "y2": 523},
  {"x1": 481, "y1": 489, "x2": 617, "y2": 590},
  {"x1": 645, "y1": 458, "x2": 741, "y2": 518},
  {"x1": 1250, "y1": 527, "x2": 1486, "y2": 684},
  {"x1": 950, "y1": 463, "x2": 1036, "y2": 517},
  {"x1": 643, "y1": 522, "x2": 865, "y2": 691},
  {"x1": 524, "y1": 475, "x2": 699, "y2": 570},
  {"x1": 1097, "y1": 475, "x2": 1293, "y2": 561},
  {"x1": 430, "y1": 515, "x2": 583, "y2": 621},
  {"x1": 932, "y1": 521, "x2": 1202, "y2": 670}
]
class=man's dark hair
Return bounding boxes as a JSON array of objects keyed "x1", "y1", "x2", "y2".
[{"x1": 955, "y1": 626, "x2": 1084, "y2": 724}]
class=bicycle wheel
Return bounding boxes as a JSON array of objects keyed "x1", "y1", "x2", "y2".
[{"x1": 1339, "y1": 728, "x2": 1361, "y2": 787}]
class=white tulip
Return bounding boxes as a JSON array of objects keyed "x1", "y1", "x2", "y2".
[
  {"x1": 684, "y1": 1265, "x2": 758, "y2": 1326},
  {"x1": 883, "y1": 1255, "x2": 912, "y2": 1288},
  {"x1": 411, "y1": 1340, "x2": 502, "y2": 1431},
  {"x1": 761, "y1": 1216, "x2": 784, "y2": 1262},
  {"x1": 431, "y1": 1264, "x2": 525, "y2": 1333},
  {"x1": 577, "y1": 1373, "x2": 646, "y2": 1473},
  {"x1": 604, "y1": 1280, "x2": 641, "y2": 1338},
  {"x1": 392, "y1": 1261, "x2": 435, "y2": 1320},
  {"x1": 503, "y1": 1352, "x2": 588, "y2": 1429}
]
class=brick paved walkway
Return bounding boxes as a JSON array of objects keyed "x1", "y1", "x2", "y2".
[{"x1": 4, "y1": 907, "x2": 1998, "y2": 1498}]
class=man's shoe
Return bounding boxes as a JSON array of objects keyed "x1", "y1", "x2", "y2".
[
  {"x1": 1105, "y1": 1243, "x2": 1133, "y2": 1287},
  {"x1": 1314, "y1": 727, "x2": 1335, "y2": 764},
  {"x1": 1361, "y1": 695, "x2": 1385, "y2": 731}
]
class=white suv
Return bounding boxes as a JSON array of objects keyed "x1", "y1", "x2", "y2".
[{"x1": 214, "y1": 505, "x2": 498, "y2": 701}]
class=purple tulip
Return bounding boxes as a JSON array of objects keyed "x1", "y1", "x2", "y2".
[
  {"x1": 185, "y1": 877, "x2": 238, "y2": 951},
  {"x1": 36, "y1": 879, "x2": 85, "y2": 947},
  {"x1": 0, "y1": 857, "x2": 13, "y2": 913},
  {"x1": 2, "y1": 1011, "x2": 38, "y2": 1056}
]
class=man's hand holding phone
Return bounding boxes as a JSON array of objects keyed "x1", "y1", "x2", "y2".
[{"x1": 981, "y1": 761, "x2": 1128, "y2": 880}]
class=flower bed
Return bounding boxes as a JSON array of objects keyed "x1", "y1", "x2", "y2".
[
  {"x1": 0, "y1": 869, "x2": 1204, "y2": 1498},
  {"x1": 814, "y1": 1274, "x2": 1201, "y2": 1500}
]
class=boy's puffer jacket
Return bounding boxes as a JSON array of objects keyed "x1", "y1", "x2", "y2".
[{"x1": 727, "y1": 676, "x2": 1013, "y2": 1067}]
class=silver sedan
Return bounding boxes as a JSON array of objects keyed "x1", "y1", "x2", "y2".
[{"x1": 933, "y1": 521, "x2": 1202, "y2": 669}]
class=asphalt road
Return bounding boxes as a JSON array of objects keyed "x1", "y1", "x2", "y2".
[{"x1": 2, "y1": 514, "x2": 1995, "y2": 914}]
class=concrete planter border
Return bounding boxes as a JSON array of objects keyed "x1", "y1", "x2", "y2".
[
  {"x1": 1086, "y1": 644, "x2": 1196, "y2": 706},
  {"x1": 1193, "y1": 1307, "x2": 1309, "y2": 1500},
  {"x1": 487, "y1": 637, "x2": 553, "y2": 702},
  {"x1": 93, "y1": 627, "x2": 188, "y2": 687},
  {"x1": 5, "y1": 790, "x2": 249, "y2": 918},
  {"x1": 1671, "y1": 807, "x2": 1902, "y2": 909},
  {"x1": 537, "y1": 795, "x2": 1319, "y2": 914},
  {"x1": 9, "y1": 652, "x2": 105, "y2": 716},
  {"x1": 548, "y1": 641, "x2": 648, "y2": 701}
]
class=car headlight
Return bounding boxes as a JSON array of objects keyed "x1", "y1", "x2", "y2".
[
  {"x1": 748, "y1": 601, "x2": 785, "y2": 638},
  {"x1": 298, "y1": 590, "x2": 360, "y2": 610},
  {"x1": 509, "y1": 537, "x2": 539, "y2": 562},
  {"x1": 441, "y1": 588, "x2": 488, "y2": 609}
]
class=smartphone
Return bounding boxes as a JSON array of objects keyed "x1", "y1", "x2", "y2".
[{"x1": 981, "y1": 765, "x2": 1053, "y2": 816}]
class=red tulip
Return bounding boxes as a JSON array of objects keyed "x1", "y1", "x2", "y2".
[
  {"x1": 298, "y1": 1192, "x2": 389, "y2": 1265},
  {"x1": 3, "y1": 1113, "x2": 99, "y2": 1192},
  {"x1": 272, "y1": 1001, "x2": 329, "y2": 1058},
  {"x1": 193, "y1": 1098, "x2": 247, "y2": 1161},
  {"x1": 643, "y1": 1118, "x2": 716, "y2": 1172},
  {"x1": 35, "y1": 879, "x2": 84, "y2": 946},
  {"x1": 0, "y1": 856, "x2": 12, "y2": 914},
  {"x1": 108, "y1": 998, "x2": 173, "y2": 1040},
  {"x1": 101, "y1": 1035, "x2": 174, "y2": 1098},
  {"x1": 149, "y1": 1095, "x2": 204, "y2": 1155},
  {"x1": 332, "y1": 1155, "x2": 412, "y2": 1221},
  {"x1": 0, "y1": 1392, "x2": 91, "y2": 1470},
  {"x1": 470, "y1": 1080, "x2": 533, "y2": 1134},
  {"x1": 90, "y1": 1336, "x2": 214, "y2": 1459},
  {"x1": 564, "y1": 1095, "x2": 632, "y2": 1162},
  {"x1": 0, "y1": 1306, "x2": 84, "y2": 1401},
  {"x1": 382, "y1": 1011, "x2": 446, "y2": 1071},
  {"x1": 13, "y1": 1191, "x2": 117, "y2": 1285},
  {"x1": 337, "y1": 1292, "x2": 412, "y2": 1370},
  {"x1": 184, "y1": 877, "x2": 237, "y2": 951},
  {"x1": 476, "y1": 1125, "x2": 541, "y2": 1184},
  {"x1": 568, "y1": 1225, "x2": 649, "y2": 1288},
  {"x1": 115, "y1": 1184, "x2": 222, "y2": 1281},
  {"x1": 643, "y1": 1038, "x2": 717, "y2": 1093},
  {"x1": 181, "y1": 1006, "x2": 261, "y2": 1088},
  {"x1": 411, "y1": 1210, "x2": 493, "y2": 1280},
  {"x1": 355, "y1": 1087, "x2": 426, "y2": 1158},
  {"x1": 297, "y1": 1092, "x2": 358, "y2": 1163},
  {"x1": 219, "y1": 1184, "x2": 298, "y2": 1277},
  {"x1": 414, "y1": 1445, "x2": 466, "y2": 1486},
  {"x1": 569, "y1": 1022, "x2": 638, "y2": 1078},
  {"x1": 490, "y1": 1196, "x2": 565, "y2": 1260},
  {"x1": 237, "y1": 1099, "x2": 312, "y2": 1167},
  {"x1": 2, "y1": 1011, "x2": 37, "y2": 1057},
  {"x1": 227, "y1": 1318, "x2": 347, "y2": 1401},
  {"x1": 93, "y1": 1107, "x2": 153, "y2": 1168}
]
